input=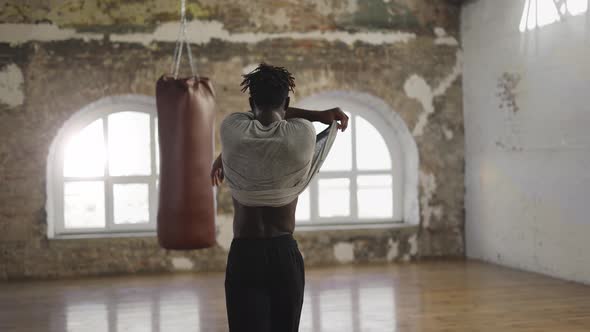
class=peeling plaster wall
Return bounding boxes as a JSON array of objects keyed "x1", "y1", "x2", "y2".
[
  {"x1": 0, "y1": 0, "x2": 464, "y2": 279},
  {"x1": 0, "y1": 63, "x2": 24, "y2": 107},
  {"x1": 0, "y1": 0, "x2": 459, "y2": 33},
  {"x1": 462, "y1": 0, "x2": 590, "y2": 284}
]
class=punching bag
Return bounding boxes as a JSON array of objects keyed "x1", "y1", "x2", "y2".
[{"x1": 155, "y1": 0, "x2": 216, "y2": 250}]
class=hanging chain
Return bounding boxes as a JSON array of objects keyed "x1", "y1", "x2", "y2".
[{"x1": 170, "y1": 0, "x2": 197, "y2": 79}]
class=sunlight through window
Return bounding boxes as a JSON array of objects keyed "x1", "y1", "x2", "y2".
[
  {"x1": 113, "y1": 183, "x2": 150, "y2": 224},
  {"x1": 318, "y1": 178, "x2": 351, "y2": 218},
  {"x1": 520, "y1": 0, "x2": 588, "y2": 31},
  {"x1": 295, "y1": 187, "x2": 311, "y2": 222},
  {"x1": 64, "y1": 181, "x2": 105, "y2": 228},
  {"x1": 49, "y1": 96, "x2": 159, "y2": 237},
  {"x1": 296, "y1": 112, "x2": 400, "y2": 223},
  {"x1": 63, "y1": 111, "x2": 156, "y2": 231},
  {"x1": 357, "y1": 175, "x2": 393, "y2": 219},
  {"x1": 63, "y1": 119, "x2": 105, "y2": 177},
  {"x1": 313, "y1": 112, "x2": 353, "y2": 171},
  {"x1": 293, "y1": 93, "x2": 408, "y2": 226},
  {"x1": 566, "y1": 0, "x2": 589, "y2": 14},
  {"x1": 108, "y1": 111, "x2": 151, "y2": 176},
  {"x1": 356, "y1": 116, "x2": 392, "y2": 170}
]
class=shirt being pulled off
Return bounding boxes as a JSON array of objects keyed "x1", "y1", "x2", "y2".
[{"x1": 220, "y1": 111, "x2": 338, "y2": 207}]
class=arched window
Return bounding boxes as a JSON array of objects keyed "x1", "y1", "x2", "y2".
[
  {"x1": 47, "y1": 93, "x2": 418, "y2": 238},
  {"x1": 293, "y1": 91, "x2": 419, "y2": 226},
  {"x1": 519, "y1": 0, "x2": 588, "y2": 32},
  {"x1": 46, "y1": 95, "x2": 159, "y2": 238}
]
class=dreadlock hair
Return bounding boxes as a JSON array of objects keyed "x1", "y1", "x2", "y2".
[{"x1": 240, "y1": 63, "x2": 296, "y2": 110}]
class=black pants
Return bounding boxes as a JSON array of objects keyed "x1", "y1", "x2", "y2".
[{"x1": 225, "y1": 234, "x2": 305, "y2": 332}]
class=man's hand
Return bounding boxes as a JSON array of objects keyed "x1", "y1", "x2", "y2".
[
  {"x1": 211, "y1": 153, "x2": 224, "y2": 187},
  {"x1": 317, "y1": 107, "x2": 349, "y2": 132}
]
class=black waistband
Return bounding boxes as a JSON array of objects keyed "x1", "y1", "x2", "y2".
[{"x1": 230, "y1": 233, "x2": 297, "y2": 249}]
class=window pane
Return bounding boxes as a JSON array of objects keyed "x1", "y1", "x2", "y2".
[
  {"x1": 295, "y1": 187, "x2": 310, "y2": 222},
  {"x1": 319, "y1": 178, "x2": 350, "y2": 218},
  {"x1": 108, "y1": 112, "x2": 151, "y2": 176},
  {"x1": 357, "y1": 175, "x2": 393, "y2": 219},
  {"x1": 356, "y1": 116, "x2": 391, "y2": 170},
  {"x1": 113, "y1": 183, "x2": 149, "y2": 224},
  {"x1": 318, "y1": 112, "x2": 352, "y2": 171},
  {"x1": 519, "y1": 0, "x2": 562, "y2": 31},
  {"x1": 63, "y1": 119, "x2": 105, "y2": 177},
  {"x1": 155, "y1": 117, "x2": 160, "y2": 175},
  {"x1": 64, "y1": 181, "x2": 105, "y2": 228},
  {"x1": 567, "y1": 0, "x2": 588, "y2": 15}
]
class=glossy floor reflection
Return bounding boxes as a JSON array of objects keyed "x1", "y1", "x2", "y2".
[{"x1": 2, "y1": 261, "x2": 590, "y2": 331}]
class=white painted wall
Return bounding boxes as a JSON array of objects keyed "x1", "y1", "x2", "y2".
[{"x1": 462, "y1": 0, "x2": 590, "y2": 284}]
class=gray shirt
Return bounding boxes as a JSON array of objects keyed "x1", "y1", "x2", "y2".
[{"x1": 220, "y1": 111, "x2": 338, "y2": 207}]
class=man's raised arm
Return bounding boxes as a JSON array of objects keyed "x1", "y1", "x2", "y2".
[{"x1": 285, "y1": 107, "x2": 349, "y2": 132}]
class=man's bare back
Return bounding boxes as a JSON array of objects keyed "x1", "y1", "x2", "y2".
[{"x1": 231, "y1": 197, "x2": 298, "y2": 238}]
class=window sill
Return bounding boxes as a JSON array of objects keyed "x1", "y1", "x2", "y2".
[
  {"x1": 49, "y1": 231, "x2": 157, "y2": 240},
  {"x1": 49, "y1": 223, "x2": 418, "y2": 240},
  {"x1": 295, "y1": 221, "x2": 417, "y2": 232}
]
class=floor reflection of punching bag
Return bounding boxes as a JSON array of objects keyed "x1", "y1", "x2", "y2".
[{"x1": 156, "y1": 0, "x2": 216, "y2": 250}]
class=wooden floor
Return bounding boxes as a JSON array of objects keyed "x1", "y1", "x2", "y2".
[{"x1": 1, "y1": 260, "x2": 590, "y2": 332}]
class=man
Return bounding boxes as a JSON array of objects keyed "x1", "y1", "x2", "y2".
[{"x1": 211, "y1": 63, "x2": 348, "y2": 331}]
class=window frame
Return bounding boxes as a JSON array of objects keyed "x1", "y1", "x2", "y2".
[
  {"x1": 293, "y1": 91, "x2": 419, "y2": 227},
  {"x1": 519, "y1": 0, "x2": 589, "y2": 32},
  {"x1": 47, "y1": 95, "x2": 159, "y2": 239},
  {"x1": 47, "y1": 92, "x2": 419, "y2": 238}
]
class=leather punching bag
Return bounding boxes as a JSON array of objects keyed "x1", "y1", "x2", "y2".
[{"x1": 156, "y1": 75, "x2": 216, "y2": 250}]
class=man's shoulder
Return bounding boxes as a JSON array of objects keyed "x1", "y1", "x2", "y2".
[
  {"x1": 223, "y1": 111, "x2": 254, "y2": 121},
  {"x1": 221, "y1": 111, "x2": 254, "y2": 128},
  {"x1": 285, "y1": 117, "x2": 315, "y2": 135}
]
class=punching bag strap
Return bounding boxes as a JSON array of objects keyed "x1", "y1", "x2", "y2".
[{"x1": 170, "y1": 0, "x2": 198, "y2": 79}]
